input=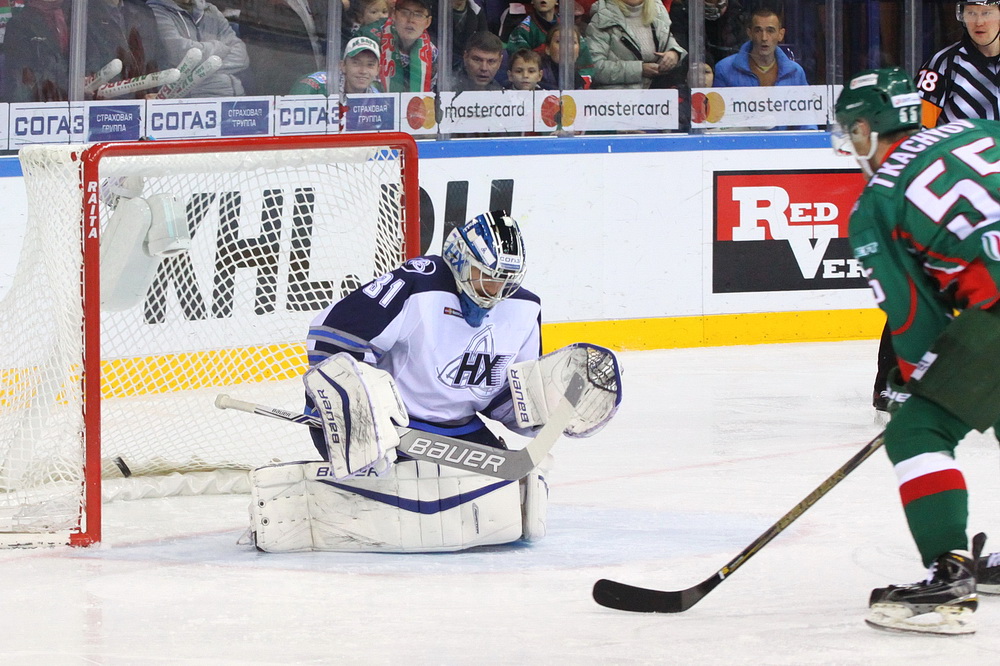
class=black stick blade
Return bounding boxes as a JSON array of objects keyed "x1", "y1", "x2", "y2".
[
  {"x1": 593, "y1": 579, "x2": 686, "y2": 613},
  {"x1": 592, "y1": 576, "x2": 721, "y2": 613}
]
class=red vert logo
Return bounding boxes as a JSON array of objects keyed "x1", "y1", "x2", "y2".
[{"x1": 713, "y1": 170, "x2": 867, "y2": 293}]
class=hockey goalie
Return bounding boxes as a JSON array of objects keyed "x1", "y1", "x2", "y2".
[{"x1": 249, "y1": 211, "x2": 623, "y2": 553}]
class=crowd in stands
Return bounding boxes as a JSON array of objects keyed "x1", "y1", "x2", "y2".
[
  {"x1": 0, "y1": 0, "x2": 822, "y2": 103},
  {"x1": 0, "y1": 0, "x2": 812, "y2": 102}
]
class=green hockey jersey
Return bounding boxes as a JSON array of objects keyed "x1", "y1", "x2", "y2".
[{"x1": 849, "y1": 118, "x2": 1000, "y2": 379}]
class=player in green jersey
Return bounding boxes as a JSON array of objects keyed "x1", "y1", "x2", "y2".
[{"x1": 833, "y1": 67, "x2": 1000, "y2": 635}]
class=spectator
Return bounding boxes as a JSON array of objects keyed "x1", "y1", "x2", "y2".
[
  {"x1": 358, "y1": 0, "x2": 438, "y2": 92},
  {"x1": 585, "y1": 0, "x2": 685, "y2": 89},
  {"x1": 289, "y1": 35, "x2": 383, "y2": 95},
  {"x1": 147, "y1": 0, "x2": 249, "y2": 97},
  {"x1": 0, "y1": 0, "x2": 11, "y2": 97},
  {"x1": 506, "y1": 0, "x2": 557, "y2": 52},
  {"x1": 506, "y1": 47, "x2": 543, "y2": 89},
  {"x1": 237, "y1": 0, "x2": 327, "y2": 96},
  {"x1": 453, "y1": 30, "x2": 504, "y2": 90},
  {"x1": 446, "y1": 0, "x2": 489, "y2": 73},
  {"x1": 540, "y1": 23, "x2": 591, "y2": 89},
  {"x1": 666, "y1": 0, "x2": 743, "y2": 78},
  {"x1": 2, "y1": 0, "x2": 70, "y2": 102},
  {"x1": 346, "y1": 0, "x2": 389, "y2": 37},
  {"x1": 506, "y1": 0, "x2": 595, "y2": 81},
  {"x1": 87, "y1": 0, "x2": 167, "y2": 97},
  {"x1": 713, "y1": 6, "x2": 806, "y2": 87},
  {"x1": 704, "y1": 0, "x2": 744, "y2": 65}
]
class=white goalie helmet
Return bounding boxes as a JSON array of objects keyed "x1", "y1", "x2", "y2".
[{"x1": 443, "y1": 210, "x2": 526, "y2": 313}]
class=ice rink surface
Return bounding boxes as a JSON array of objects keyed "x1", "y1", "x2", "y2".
[{"x1": 4, "y1": 339, "x2": 1000, "y2": 665}]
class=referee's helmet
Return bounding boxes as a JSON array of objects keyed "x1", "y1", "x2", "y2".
[{"x1": 957, "y1": 1, "x2": 1000, "y2": 22}]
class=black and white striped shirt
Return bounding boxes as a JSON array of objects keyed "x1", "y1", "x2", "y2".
[{"x1": 916, "y1": 34, "x2": 1000, "y2": 125}]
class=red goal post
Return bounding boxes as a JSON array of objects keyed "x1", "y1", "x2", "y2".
[{"x1": 1, "y1": 133, "x2": 420, "y2": 547}]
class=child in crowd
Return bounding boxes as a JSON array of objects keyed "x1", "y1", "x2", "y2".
[
  {"x1": 540, "y1": 23, "x2": 591, "y2": 90},
  {"x1": 289, "y1": 36, "x2": 383, "y2": 95},
  {"x1": 347, "y1": 0, "x2": 390, "y2": 37},
  {"x1": 506, "y1": 0, "x2": 594, "y2": 87},
  {"x1": 506, "y1": 0, "x2": 557, "y2": 52},
  {"x1": 507, "y1": 48, "x2": 543, "y2": 90}
]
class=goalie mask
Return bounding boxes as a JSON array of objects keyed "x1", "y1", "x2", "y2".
[
  {"x1": 832, "y1": 67, "x2": 921, "y2": 177},
  {"x1": 443, "y1": 211, "x2": 526, "y2": 327}
]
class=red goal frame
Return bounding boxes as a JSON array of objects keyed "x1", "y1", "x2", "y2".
[{"x1": 73, "y1": 133, "x2": 420, "y2": 546}]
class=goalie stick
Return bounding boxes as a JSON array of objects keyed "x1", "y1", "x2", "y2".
[
  {"x1": 593, "y1": 430, "x2": 886, "y2": 613},
  {"x1": 215, "y1": 373, "x2": 584, "y2": 481}
]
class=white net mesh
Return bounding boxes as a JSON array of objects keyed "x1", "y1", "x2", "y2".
[{"x1": 0, "y1": 138, "x2": 414, "y2": 543}]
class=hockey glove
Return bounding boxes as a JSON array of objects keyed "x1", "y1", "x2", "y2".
[{"x1": 883, "y1": 366, "x2": 911, "y2": 417}]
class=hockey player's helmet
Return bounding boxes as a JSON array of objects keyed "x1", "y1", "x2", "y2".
[
  {"x1": 834, "y1": 68, "x2": 921, "y2": 136},
  {"x1": 957, "y1": 1, "x2": 1000, "y2": 23},
  {"x1": 443, "y1": 210, "x2": 526, "y2": 324}
]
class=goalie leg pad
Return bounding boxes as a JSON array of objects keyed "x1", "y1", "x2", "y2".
[
  {"x1": 509, "y1": 343, "x2": 622, "y2": 437},
  {"x1": 250, "y1": 460, "x2": 524, "y2": 552},
  {"x1": 304, "y1": 353, "x2": 408, "y2": 479},
  {"x1": 520, "y1": 454, "x2": 553, "y2": 542}
]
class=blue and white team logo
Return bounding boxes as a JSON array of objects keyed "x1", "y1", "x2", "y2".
[
  {"x1": 984, "y1": 231, "x2": 1000, "y2": 262},
  {"x1": 403, "y1": 258, "x2": 436, "y2": 274},
  {"x1": 438, "y1": 325, "x2": 513, "y2": 399}
]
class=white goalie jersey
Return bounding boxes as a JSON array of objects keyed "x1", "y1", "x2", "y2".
[{"x1": 305, "y1": 255, "x2": 543, "y2": 438}]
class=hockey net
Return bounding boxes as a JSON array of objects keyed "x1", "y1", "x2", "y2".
[{"x1": 0, "y1": 134, "x2": 419, "y2": 546}]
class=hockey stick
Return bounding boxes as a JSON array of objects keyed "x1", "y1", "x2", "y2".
[
  {"x1": 215, "y1": 373, "x2": 584, "y2": 481},
  {"x1": 592, "y1": 430, "x2": 886, "y2": 613}
]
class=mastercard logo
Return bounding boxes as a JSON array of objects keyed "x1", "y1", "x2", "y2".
[
  {"x1": 691, "y1": 92, "x2": 725, "y2": 124},
  {"x1": 406, "y1": 96, "x2": 436, "y2": 130},
  {"x1": 540, "y1": 94, "x2": 577, "y2": 128}
]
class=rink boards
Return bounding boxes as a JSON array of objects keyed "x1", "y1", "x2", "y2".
[{"x1": 0, "y1": 131, "x2": 880, "y2": 356}]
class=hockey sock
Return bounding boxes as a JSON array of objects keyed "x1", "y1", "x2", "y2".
[
  {"x1": 885, "y1": 395, "x2": 973, "y2": 568},
  {"x1": 904, "y1": 490, "x2": 969, "y2": 568}
]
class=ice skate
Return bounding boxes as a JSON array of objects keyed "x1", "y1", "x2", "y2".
[
  {"x1": 977, "y1": 551, "x2": 1000, "y2": 594},
  {"x1": 866, "y1": 550, "x2": 978, "y2": 635}
]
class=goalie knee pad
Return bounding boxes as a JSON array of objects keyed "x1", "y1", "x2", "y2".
[
  {"x1": 304, "y1": 353, "x2": 408, "y2": 479},
  {"x1": 249, "y1": 460, "x2": 526, "y2": 553}
]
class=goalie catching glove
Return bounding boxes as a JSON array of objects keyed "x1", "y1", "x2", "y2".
[
  {"x1": 304, "y1": 353, "x2": 409, "y2": 479},
  {"x1": 508, "y1": 343, "x2": 622, "y2": 437}
]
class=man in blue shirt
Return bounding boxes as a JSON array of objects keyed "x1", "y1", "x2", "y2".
[{"x1": 714, "y1": 6, "x2": 807, "y2": 88}]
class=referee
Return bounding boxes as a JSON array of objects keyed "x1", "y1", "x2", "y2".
[
  {"x1": 870, "y1": 0, "x2": 1000, "y2": 415},
  {"x1": 918, "y1": 0, "x2": 1000, "y2": 126}
]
